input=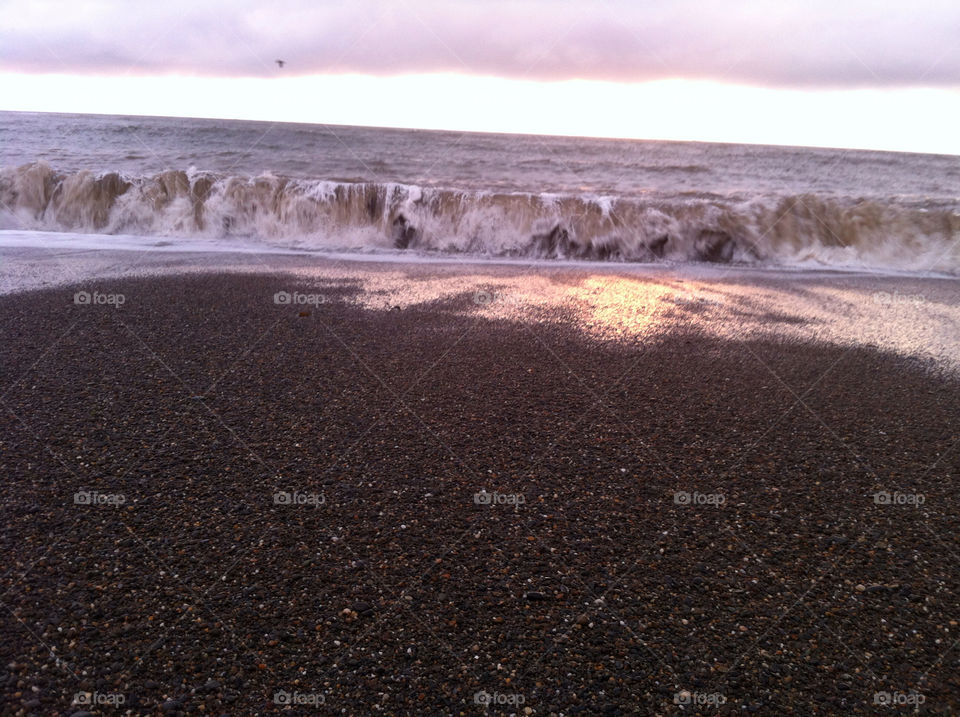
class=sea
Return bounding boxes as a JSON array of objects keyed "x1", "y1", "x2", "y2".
[{"x1": 1, "y1": 110, "x2": 958, "y2": 274}]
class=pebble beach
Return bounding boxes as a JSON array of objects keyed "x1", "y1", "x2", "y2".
[{"x1": 1, "y1": 254, "x2": 959, "y2": 715}]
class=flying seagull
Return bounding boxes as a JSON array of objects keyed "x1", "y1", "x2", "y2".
[{"x1": 276, "y1": 59, "x2": 285, "y2": 68}]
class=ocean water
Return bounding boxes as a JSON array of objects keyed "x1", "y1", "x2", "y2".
[{"x1": 1, "y1": 111, "x2": 958, "y2": 273}]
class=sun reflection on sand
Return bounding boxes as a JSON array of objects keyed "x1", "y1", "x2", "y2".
[
  {"x1": 287, "y1": 263, "x2": 960, "y2": 372},
  {"x1": 0, "y1": 243, "x2": 955, "y2": 373}
]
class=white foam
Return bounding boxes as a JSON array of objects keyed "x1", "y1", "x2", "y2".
[
  {"x1": 1, "y1": 230, "x2": 954, "y2": 282},
  {"x1": 1, "y1": 161, "x2": 958, "y2": 275}
]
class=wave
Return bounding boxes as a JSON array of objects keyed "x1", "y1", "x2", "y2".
[{"x1": 1, "y1": 162, "x2": 958, "y2": 273}]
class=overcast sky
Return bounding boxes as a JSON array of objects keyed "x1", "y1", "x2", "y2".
[
  {"x1": 1, "y1": 1, "x2": 959, "y2": 152},
  {"x1": 3, "y1": 0, "x2": 958, "y2": 86}
]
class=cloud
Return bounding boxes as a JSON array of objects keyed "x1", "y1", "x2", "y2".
[{"x1": 1, "y1": 0, "x2": 958, "y2": 87}]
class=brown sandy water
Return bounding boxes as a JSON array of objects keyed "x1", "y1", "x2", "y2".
[{"x1": 4, "y1": 112, "x2": 960, "y2": 273}]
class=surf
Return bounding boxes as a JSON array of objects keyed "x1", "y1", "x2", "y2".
[{"x1": 2, "y1": 161, "x2": 958, "y2": 274}]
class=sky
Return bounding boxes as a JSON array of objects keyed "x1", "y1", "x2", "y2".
[{"x1": 1, "y1": 0, "x2": 959, "y2": 153}]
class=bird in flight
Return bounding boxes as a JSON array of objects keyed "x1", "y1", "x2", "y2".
[{"x1": 276, "y1": 59, "x2": 285, "y2": 68}]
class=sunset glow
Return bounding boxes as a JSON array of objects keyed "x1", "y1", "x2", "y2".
[{"x1": 3, "y1": 72, "x2": 959, "y2": 155}]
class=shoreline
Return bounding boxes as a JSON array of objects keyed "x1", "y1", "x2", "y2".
[
  {"x1": 3, "y1": 244, "x2": 959, "y2": 373},
  {"x1": 1, "y1": 270, "x2": 958, "y2": 713},
  {"x1": 2, "y1": 231, "x2": 959, "y2": 280}
]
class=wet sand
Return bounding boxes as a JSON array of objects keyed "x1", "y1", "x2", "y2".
[{"x1": 1, "y1": 257, "x2": 959, "y2": 714}]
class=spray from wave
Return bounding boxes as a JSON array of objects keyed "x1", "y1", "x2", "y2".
[{"x1": 2, "y1": 162, "x2": 957, "y2": 273}]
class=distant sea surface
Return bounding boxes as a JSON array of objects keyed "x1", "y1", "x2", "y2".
[{"x1": 1, "y1": 111, "x2": 958, "y2": 273}]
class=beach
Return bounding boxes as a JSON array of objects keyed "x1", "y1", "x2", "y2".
[
  {"x1": 2, "y1": 253, "x2": 958, "y2": 714},
  {"x1": 3, "y1": 1, "x2": 959, "y2": 713}
]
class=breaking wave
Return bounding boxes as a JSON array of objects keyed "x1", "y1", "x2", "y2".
[{"x1": 2, "y1": 162, "x2": 958, "y2": 273}]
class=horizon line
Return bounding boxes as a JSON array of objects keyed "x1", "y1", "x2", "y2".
[{"x1": 3, "y1": 108, "x2": 957, "y2": 159}]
